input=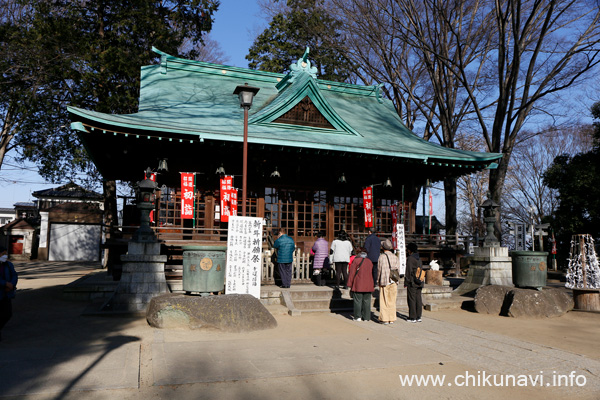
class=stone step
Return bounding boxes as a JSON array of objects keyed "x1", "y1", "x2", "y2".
[{"x1": 293, "y1": 298, "x2": 354, "y2": 310}]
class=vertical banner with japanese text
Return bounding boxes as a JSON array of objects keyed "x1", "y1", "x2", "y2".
[
  {"x1": 391, "y1": 204, "x2": 398, "y2": 249},
  {"x1": 180, "y1": 172, "x2": 195, "y2": 220},
  {"x1": 363, "y1": 187, "x2": 373, "y2": 228},
  {"x1": 395, "y1": 224, "x2": 406, "y2": 275},
  {"x1": 220, "y1": 176, "x2": 233, "y2": 222},
  {"x1": 230, "y1": 188, "x2": 238, "y2": 218},
  {"x1": 226, "y1": 216, "x2": 264, "y2": 299}
]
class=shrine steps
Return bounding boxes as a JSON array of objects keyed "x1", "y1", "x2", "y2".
[{"x1": 261, "y1": 284, "x2": 457, "y2": 316}]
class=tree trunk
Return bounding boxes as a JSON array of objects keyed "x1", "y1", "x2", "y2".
[
  {"x1": 444, "y1": 176, "x2": 457, "y2": 235},
  {"x1": 0, "y1": 109, "x2": 15, "y2": 170},
  {"x1": 489, "y1": 154, "x2": 510, "y2": 242}
]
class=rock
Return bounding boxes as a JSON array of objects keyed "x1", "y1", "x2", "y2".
[
  {"x1": 146, "y1": 293, "x2": 278, "y2": 332},
  {"x1": 474, "y1": 285, "x2": 513, "y2": 315},
  {"x1": 506, "y1": 288, "x2": 574, "y2": 318},
  {"x1": 425, "y1": 270, "x2": 444, "y2": 286}
]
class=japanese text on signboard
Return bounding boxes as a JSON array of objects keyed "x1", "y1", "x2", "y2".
[
  {"x1": 180, "y1": 172, "x2": 195, "y2": 219},
  {"x1": 226, "y1": 216, "x2": 264, "y2": 299},
  {"x1": 220, "y1": 176, "x2": 237, "y2": 222},
  {"x1": 391, "y1": 204, "x2": 398, "y2": 248},
  {"x1": 363, "y1": 187, "x2": 373, "y2": 228},
  {"x1": 396, "y1": 224, "x2": 407, "y2": 275}
]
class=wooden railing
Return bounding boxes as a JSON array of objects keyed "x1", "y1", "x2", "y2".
[
  {"x1": 152, "y1": 226, "x2": 228, "y2": 244},
  {"x1": 262, "y1": 248, "x2": 312, "y2": 284},
  {"x1": 348, "y1": 231, "x2": 472, "y2": 251}
]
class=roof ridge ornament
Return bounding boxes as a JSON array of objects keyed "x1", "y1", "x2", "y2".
[{"x1": 289, "y1": 47, "x2": 318, "y2": 82}]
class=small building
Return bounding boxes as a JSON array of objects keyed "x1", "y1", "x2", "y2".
[
  {"x1": 14, "y1": 202, "x2": 37, "y2": 221},
  {"x1": 0, "y1": 218, "x2": 35, "y2": 260},
  {"x1": 33, "y1": 183, "x2": 104, "y2": 261}
]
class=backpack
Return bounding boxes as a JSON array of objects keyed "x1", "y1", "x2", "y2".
[{"x1": 414, "y1": 266, "x2": 426, "y2": 285}]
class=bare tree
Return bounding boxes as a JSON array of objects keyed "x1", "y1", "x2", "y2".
[
  {"x1": 337, "y1": 0, "x2": 600, "y2": 240},
  {"x1": 456, "y1": 133, "x2": 488, "y2": 237},
  {"x1": 503, "y1": 123, "x2": 595, "y2": 224},
  {"x1": 180, "y1": 35, "x2": 230, "y2": 65},
  {"x1": 333, "y1": 0, "x2": 496, "y2": 234},
  {"x1": 452, "y1": 0, "x2": 600, "y2": 239}
]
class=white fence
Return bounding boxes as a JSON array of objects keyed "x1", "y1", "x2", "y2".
[{"x1": 262, "y1": 248, "x2": 312, "y2": 284}]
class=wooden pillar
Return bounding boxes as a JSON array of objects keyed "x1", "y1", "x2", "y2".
[
  {"x1": 205, "y1": 195, "x2": 217, "y2": 240},
  {"x1": 293, "y1": 200, "x2": 299, "y2": 238},
  {"x1": 257, "y1": 197, "x2": 265, "y2": 218},
  {"x1": 326, "y1": 201, "x2": 335, "y2": 243}
]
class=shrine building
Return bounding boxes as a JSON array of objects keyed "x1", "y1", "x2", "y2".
[{"x1": 69, "y1": 48, "x2": 501, "y2": 253}]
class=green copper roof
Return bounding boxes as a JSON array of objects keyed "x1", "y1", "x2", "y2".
[{"x1": 68, "y1": 47, "x2": 501, "y2": 166}]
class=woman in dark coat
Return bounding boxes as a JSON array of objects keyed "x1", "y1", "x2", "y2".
[{"x1": 347, "y1": 248, "x2": 374, "y2": 321}]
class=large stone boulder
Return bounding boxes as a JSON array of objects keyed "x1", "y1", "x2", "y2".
[
  {"x1": 474, "y1": 285, "x2": 513, "y2": 315},
  {"x1": 474, "y1": 285, "x2": 574, "y2": 318},
  {"x1": 146, "y1": 293, "x2": 278, "y2": 332},
  {"x1": 506, "y1": 288, "x2": 573, "y2": 318}
]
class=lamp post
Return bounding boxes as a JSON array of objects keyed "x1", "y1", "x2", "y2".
[{"x1": 233, "y1": 83, "x2": 260, "y2": 216}]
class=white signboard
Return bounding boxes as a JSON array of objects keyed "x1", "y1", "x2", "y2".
[
  {"x1": 395, "y1": 224, "x2": 407, "y2": 275},
  {"x1": 226, "y1": 216, "x2": 264, "y2": 298}
]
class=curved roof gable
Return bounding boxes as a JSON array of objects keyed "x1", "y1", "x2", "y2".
[{"x1": 249, "y1": 52, "x2": 360, "y2": 136}]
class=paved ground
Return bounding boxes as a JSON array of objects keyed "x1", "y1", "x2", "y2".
[{"x1": 1, "y1": 261, "x2": 599, "y2": 399}]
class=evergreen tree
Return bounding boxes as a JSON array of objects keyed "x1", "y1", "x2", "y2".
[
  {"x1": 1, "y1": 0, "x2": 219, "y2": 180},
  {"x1": 543, "y1": 102, "x2": 600, "y2": 266},
  {"x1": 246, "y1": 0, "x2": 354, "y2": 82}
]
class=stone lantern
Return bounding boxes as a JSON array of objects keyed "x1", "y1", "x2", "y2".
[
  {"x1": 480, "y1": 194, "x2": 500, "y2": 247},
  {"x1": 133, "y1": 168, "x2": 158, "y2": 242}
]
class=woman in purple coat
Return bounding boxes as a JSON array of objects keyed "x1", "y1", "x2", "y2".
[{"x1": 311, "y1": 231, "x2": 329, "y2": 286}]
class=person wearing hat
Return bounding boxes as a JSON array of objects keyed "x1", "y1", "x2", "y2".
[
  {"x1": 0, "y1": 246, "x2": 18, "y2": 341},
  {"x1": 376, "y1": 239, "x2": 399, "y2": 324}
]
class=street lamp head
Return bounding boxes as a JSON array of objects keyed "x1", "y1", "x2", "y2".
[
  {"x1": 383, "y1": 177, "x2": 392, "y2": 188},
  {"x1": 338, "y1": 173, "x2": 347, "y2": 184},
  {"x1": 233, "y1": 83, "x2": 260, "y2": 109}
]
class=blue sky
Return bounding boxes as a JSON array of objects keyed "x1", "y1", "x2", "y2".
[{"x1": 0, "y1": 0, "x2": 264, "y2": 208}]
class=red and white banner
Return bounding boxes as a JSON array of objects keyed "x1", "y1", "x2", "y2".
[
  {"x1": 220, "y1": 176, "x2": 238, "y2": 222},
  {"x1": 391, "y1": 204, "x2": 398, "y2": 248},
  {"x1": 363, "y1": 187, "x2": 373, "y2": 228},
  {"x1": 180, "y1": 172, "x2": 195, "y2": 220}
]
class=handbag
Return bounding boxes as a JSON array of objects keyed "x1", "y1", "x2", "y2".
[
  {"x1": 414, "y1": 266, "x2": 426, "y2": 285},
  {"x1": 384, "y1": 253, "x2": 401, "y2": 283}
]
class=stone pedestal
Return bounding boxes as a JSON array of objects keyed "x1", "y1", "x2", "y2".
[
  {"x1": 454, "y1": 245, "x2": 513, "y2": 295},
  {"x1": 102, "y1": 240, "x2": 168, "y2": 313}
]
